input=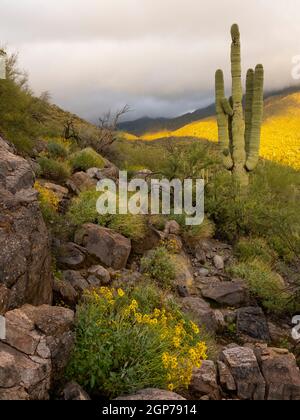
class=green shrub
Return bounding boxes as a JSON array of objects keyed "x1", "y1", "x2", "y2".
[
  {"x1": 67, "y1": 190, "x2": 100, "y2": 226},
  {"x1": 206, "y1": 162, "x2": 300, "y2": 261},
  {"x1": 67, "y1": 190, "x2": 148, "y2": 241},
  {"x1": 171, "y1": 214, "x2": 215, "y2": 247},
  {"x1": 69, "y1": 147, "x2": 105, "y2": 172},
  {"x1": 141, "y1": 247, "x2": 176, "y2": 288},
  {"x1": 66, "y1": 286, "x2": 207, "y2": 398},
  {"x1": 234, "y1": 237, "x2": 277, "y2": 265},
  {"x1": 228, "y1": 259, "x2": 290, "y2": 313},
  {"x1": 47, "y1": 141, "x2": 68, "y2": 159},
  {"x1": 37, "y1": 157, "x2": 70, "y2": 183}
]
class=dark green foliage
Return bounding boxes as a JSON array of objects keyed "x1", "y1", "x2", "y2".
[{"x1": 38, "y1": 157, "x2": 71, "y2": 183}]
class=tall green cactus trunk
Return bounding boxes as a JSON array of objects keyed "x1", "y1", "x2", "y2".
[{"x1": 215, "y1": 24, "x2": 264, "y2": 186}]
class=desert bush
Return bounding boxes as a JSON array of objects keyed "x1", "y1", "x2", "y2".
[
  {"x1": 171, "y1": 214, "x2": 215, "y2": 247},
  {"x1": 69, "y1": 147, "x2": 105, "y2": 172},
  {"x1": 67, "y1": 190, "x2": 147, "y2": 241},
  {"x1": 234, "y1": 237, "x2": 277, "y2": 265},
  {"x1": 141, "y1": 247, "x2": 176, "y2": 288},
  {"x1": 47, "y1": 141, "x2": 68, "y2": 159},
  {"x1": 66, "y1": 287, "x2": 207, "y2": 397},
  {"x1": 37, "y1": 157, "x2": 71, "y2": 183},
  {"x1": 206, "y1": 162, "x2": 300, "y2": 261},
  {"x1": 228, "y1": 259, "x2": 290, "y2": 313}
]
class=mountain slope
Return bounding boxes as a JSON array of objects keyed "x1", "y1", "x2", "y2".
[
  {"x1": 123, "y1": 90, "x2": 300, "y2": 170},
  {"x1": 119, "y1": 86, "x2": 300, "y2": 136},
  {"x1": 119, "y1": 104, "x2": 215, "y2": 136}
]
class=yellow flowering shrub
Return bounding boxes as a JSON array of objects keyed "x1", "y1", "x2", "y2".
[
  {"x1": 67, "y1": 287, "x2": 207, "y2": 398},
  {"x1": 34, "y1": 182, "x2": 60, "y2": 210},
  {"x1": 34, "y1": 181, "x2": 60, "y2": 223}
]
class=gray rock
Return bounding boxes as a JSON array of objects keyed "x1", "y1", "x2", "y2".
[
  {"x1": 56, "y1": 243, "x2": 86, "y2": 270},
  {"x1": 220, "y1": 346, "x2": 266, "y2": 400},
  {"x1": 75, "y1": 224, "x2": 131, "y2": 270},
  {"x1": 63, "y1": 382, "x2": 91, "y2": 400},
  {"x1": 237, "y1": 307, "x2": 270, "y2": 342},
  {"x1": 213, "y1": 255, "x2": 225, "y2": 270},
  {"x1": 86, "y1": 167, "x2": 104, "y2": 180},
  {"x1": 66, "y1": 172, "x2": 96, "y2": 195},
  {"x1": 0, "y1": 137, "x2": 52, "y2": 309},
  {"x1": 255, "y1": 346, "x2": 300, "y2": 400},
  {"x1": 87, "y1": 265, "x2": 111, "y2": 286},
  {"x1": 181, "y1": 297, "x2": 217, "y2": 333},
  {"x1": 200, "y1": 281, "x2": 248, "y2": 307},
  {"x1": 164, "y1": 220, "x2": 181, "y2": 236},
  {"x1": 62, "y1": 271, "x2": 89, "y2": 293},
  {"x1": 53, "y1": 277, "x2": 78, "y2": 306},
  {"x1": 217, "y1": 361, "x2": 236, "y2": 392},
  {"x1": 189, "y1": 361, "x2": 220, "y2": 400},
  {"x1": 0, "y1": 305, "x2": 75, "y2": 399}
]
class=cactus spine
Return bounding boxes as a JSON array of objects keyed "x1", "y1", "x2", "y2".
[{"x1": 215, "y1": 24, "x2": 264, "y2": 185}]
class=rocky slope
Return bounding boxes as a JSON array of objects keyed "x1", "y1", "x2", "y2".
[{"x1": 0, "y1": 136, "x2": 300, "y2": 400}]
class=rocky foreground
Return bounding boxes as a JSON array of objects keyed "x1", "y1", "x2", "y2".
[{"x1": 0, "y1": 137, "x2": 300, "y2": 400}]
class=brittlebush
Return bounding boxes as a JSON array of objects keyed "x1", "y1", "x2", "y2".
[{"x1": 67, "y1": 287, "x2": 207, "y2": 398}]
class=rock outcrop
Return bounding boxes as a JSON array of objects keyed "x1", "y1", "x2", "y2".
[
  {"x1": 0, "y1": 304, "x2": 74, "y2": 400},
  {"x1": 0, "y1": 138, "x2": 52, "y2": 310}
]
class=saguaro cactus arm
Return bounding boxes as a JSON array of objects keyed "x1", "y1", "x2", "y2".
[
  {"x1": 215, "y1": 69, "x2": 233, "y2": 170},
  {"x1": 246, "y1": 64, "x2": 264, "y2": 171},
  {"x1": 245, "y1": 69, "x2": 254, "y2": 154}
]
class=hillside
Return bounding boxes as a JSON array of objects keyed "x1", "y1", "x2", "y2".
[{"x1": 123, "y1": 90, "x2": 300, "y2": 170}]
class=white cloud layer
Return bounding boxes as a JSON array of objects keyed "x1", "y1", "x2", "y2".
[{"x1": 1, "y1": 0, "x2": 300, "y2": 120}]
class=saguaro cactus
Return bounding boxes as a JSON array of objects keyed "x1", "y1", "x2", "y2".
[{"x1": 215, "y1": 24, "x2": 264, "y2": 185}]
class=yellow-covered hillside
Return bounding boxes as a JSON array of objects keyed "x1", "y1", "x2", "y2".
[{"x1": 123, "y1": 92, "x2": 300, "y2": 170}]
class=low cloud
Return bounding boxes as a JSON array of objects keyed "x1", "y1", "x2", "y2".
[{"x1": 1, "y1": 0, "x2": 300, "y2": 121}]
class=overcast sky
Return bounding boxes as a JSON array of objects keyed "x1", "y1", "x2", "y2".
[{"x1": 1, "y1": 0, "x2": 300, "y2": 122}]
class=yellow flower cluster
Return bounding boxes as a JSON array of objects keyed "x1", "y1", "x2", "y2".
[
  {"x1": 34, "y1": 181, "x2": 60, "y2": 210},
  {"x1": 160, "y1": 238, "x2": 181, "y2": 254},
  {"x1": 86, "y1": 287, "x2": 208, "y2": 392}
]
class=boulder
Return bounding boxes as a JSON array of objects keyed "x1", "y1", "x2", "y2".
[
  {"x1": 0, "y1": 137, "x2": 52, "y2": 310},
  {"x1": 38, "y1": 181, "x2": 68, "y2": 201},
  {"x1": 181, "y1": 297, "x2": 217, "y2": 333},
  {"x1": 86, "y1": 167, "x2": 104, "y2": 180},
  {"x1": 217, "y1": 361, "x2": 236, "y2": 392},
  {"x1": 56, "y1": 243, "x2": 86, "y2": 270},
  {"x1": 63, "y1": 382, "x2": 91, "y2": 400},
  {"x1": 220, "y1": 346, "x2": 266, "y2": 400},
  {"x1": 131, "y1": 226, "x2": 161, "y2": 254},
  {"x1": 213, "y1": 255, "x2": 225, "y2": 270},
  {"x1": 62, "y1": 271, "x2": 89, "y2": 293},
  {"x1": 255, "y1": 346, "x2": 300, "y2": 400},
  {"x1": 237, "y1": 307, "x2": 270, "y2": 342},
  {"x1": 0, "y1": 305, "x2": 75, "y2": 399},
  {"x1": 164, "y1": 220, "x2": 181, "y2": 236},
  {"x1": 52, "y1": 277, "x2": 78, "y2": 307},
  {"x1": 116, "y1": 388, "x2": 186, "y2": 401},
  {"x1": 75, "y1": 224, "x2": 131, "y2": 270},
  {"x1": 67, "y1": 172, "x2": 96, "y2": 195},
  {"x1": 200, "y1": 281, "x2": 248, "y2": 307},
  {"x1": 87, "y1": 265, "x2": 111, "y2": 286},
  {"x1": 189, "y1": 361, "x2": 220, "y2": 400}
]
